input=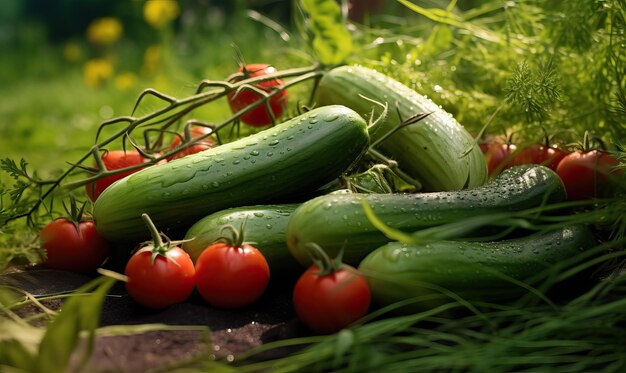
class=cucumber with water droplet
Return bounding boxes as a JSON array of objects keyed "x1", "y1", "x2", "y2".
[
  {"x1": 358, "y1": 225, "x2": 596, "y2": 310},
  {"x1": 93, "y1": 105, "x2": 369, "y2": 243},
  {"x1": 316, "y1": 65, "x2": 487, "y2": 191},
  {"x1": 287, "y1": 165, "x2": 566, "y2": 266},
  {"x1": 183, "y1": 204, "x2": 300, "y2": 275}
]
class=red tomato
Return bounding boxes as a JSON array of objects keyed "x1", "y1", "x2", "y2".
[
  {"x1": 124, "y1": 246, "x2": 196, "y2": 309},
  {"x1": 86, "y1": 150, "x2": 150, "y2": 201},
  {"x1": 40, "y1": 218, "x2": 110, "y2": 273},
  {"x1": 293, "y1": 264, "x2": 371, "y2": 334},
  {"x1": 555, "y1": 150, "x2": 621, "y2": 200},
  {"x1": 485, "y1": 143, "x2": 517, "y2": 176},
  {"x1": 166, "y1": 126, "x2": 216, "y2": 161},
  {"x1": 195, "y1": 242, "x2": 270, "y2": 309},
  {"x1": 226, "y1": 64, "x2": 288, "y2": 127},
  {"x1": 512, "y1": 144, "x2": 569, "y2": 171}
]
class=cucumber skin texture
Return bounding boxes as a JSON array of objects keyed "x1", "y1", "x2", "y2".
[
  {"x1": 287, "y1": 165, "x2": 566, "y2": 266},
  {"x1": 93, "y1": 105, "x2": 369, "y2": 243},
  {"x1": 358, "y1": 225, "x2": 596, "y2": 309},
  {"x1": 316, "y1": 65, "x2": 487, "y2": 192},
  {"x1": 183, "y1": 204, "x2": 300, "y2": 275}
]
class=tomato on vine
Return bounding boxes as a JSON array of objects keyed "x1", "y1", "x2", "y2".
[
  {"x1": 39, "y1": 197, "x2": 109, "y2": 273},
  {"x1": 292, "y1": 244, "x2": 371, "y2": 334},
  {"x1": 484, "y1": 143, "x2": 517, "y2": 176},
  {"x1": 511, "y1": 130, "x2": 569, "y2": 171},
  {"x1": 226, "y1": 64, "x2": 288, "y2": 127},
  {"x1": 512, "y1": 143, "x2": 569, "y2": 171},
  {"x1": 556, "y1": 150, "x2": 621, "y2": 200},
  {"x1": 124, "y1": 213, "x2": 196, "y2": 309},
  {"x1": 86, "y1": 150, "x2": 151, "y2": 201},
  {"x1": 194, "y1": 225, "x2": 270, "y2": 309},
  {"x1": 166, "y1": 126, "x2": 216, "y2": 161}
]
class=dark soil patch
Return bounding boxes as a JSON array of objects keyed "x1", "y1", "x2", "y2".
[{"x1": 1, "y1": 268, "x2": 306, "y2": 372}]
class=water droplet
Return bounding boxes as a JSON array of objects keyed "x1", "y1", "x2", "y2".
[
  {"x1": 266, "y1": 224, "x2": 272, "y2": 229},
  {"x1": 324, "y1": 113, "x2": 340, "y2": 122},
  {"x1": 267, "y1": 152, "x2": 274, "y2": 157},
  {"x1": 211, "y1": 181, "x2": 220, "y2": 187},
  {"x1": 253, "y1": 212, "x2": 264, "y2": 217},
  {"x1": 250, "y1": 150, "x2": 259, "y2": 156},
  {"x1": 269, "y1": 140, "x2": 280, "y2": 146}
]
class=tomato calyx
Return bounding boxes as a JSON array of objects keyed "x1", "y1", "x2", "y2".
[
  {"x1": 61, "y1": 194, "x2": 90, "y2": 231},
  {"x1": 213, "y1": 222, "x2": 259, "y2": 250},
  {"x1": 304, "y1": 242, "x2": 345, "y2": 277},
  {"x1": 136, "y1": 213, "x2": 192, "y2": 265}
]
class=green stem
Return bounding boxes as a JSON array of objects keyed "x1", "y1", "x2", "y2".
[
  {"x1": 305, "y1": 242, "x2": 340, "y2": 275},
  {"x1": 218, "y1": 224, "x2": 243, "y2": 248},
  {"x1": 141, "y1": 213, "x2": 165, "y2": 249}
]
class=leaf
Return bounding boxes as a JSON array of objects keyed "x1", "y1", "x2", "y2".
[
  {"x1": 361, "y1": 200, "x2": 415, "y2": 243},
  {"x1": 0, "y1": 320, "x2": 44, "y2": 370},
  {"x1": 298, "y1": 0, "x2": 352, "y2": 65},
  {"x1": 35, "y1": 274, "x2": 118, "y2": 373},
  {"x1": 0, "y1": 158, "x2": 29, "y2": 180}
]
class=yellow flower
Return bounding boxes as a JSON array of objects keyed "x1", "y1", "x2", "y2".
[
  {"x1": 86, "y1": 17, "x2": 123, "y2": 46},
  {"x1": 142, "y1": 44, "x2": 162, "y2": 75},
  {"x1": 115, "y1": 72, "x2": 138, "y2": 91},
  {"x1": 143, "y1": 0, "x2": 180, "y2": 29},
  {"x1": 84, "y1": 58, "x2": 114, "y2": 88}
]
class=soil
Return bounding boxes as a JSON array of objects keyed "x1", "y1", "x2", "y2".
[{"x1": 1, "y1": 268, "x2": 306, "y2": 372}]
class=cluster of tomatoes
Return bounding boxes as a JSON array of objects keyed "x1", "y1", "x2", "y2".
[
  {"x1": 40, "y1": 211, "x2": 370, "y2": 334},
  {"x1": 124, "y1": 222, "x2": 371, "y2": 334},
  {"x1": 124, "y1": 215, "x2": 271, "y2": 310},
  {"x1": 480, "y1": 135, "x2": 621, "y2": 200},
  {"x1": 85, "y1": 64, "x2": 288, "y2": 202}
]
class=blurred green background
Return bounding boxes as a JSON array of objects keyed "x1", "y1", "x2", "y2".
[{"x1": 0, "y1": 0, "x2": 303, "y2": 173}]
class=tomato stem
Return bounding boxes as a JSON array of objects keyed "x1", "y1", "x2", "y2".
[
  {"x1": 305, "y1": 243, "x2": 343, "y2": 276},
  {"x1": 140, "y1": 213, "x2": 171, "y2": 263},
  {"x1": 217, "y1": 223, "x2": 246, "y2": 248}
]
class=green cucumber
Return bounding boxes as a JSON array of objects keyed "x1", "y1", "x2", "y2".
[
  {"x1": 287, "y1": 165, "x2": 566, "y2": 266},
  {"x1": 94, "y1": 105, "x2": 369, "y2": 243},
  {"x1": 183, "y1": 204, "x2": 300, "y2": 275},
  {"x1": 316, "y1": 65, "x2": 487, "y2": 191},
  {"x1": 358, "y1": 225, "x2": 596, "y2": 309}
]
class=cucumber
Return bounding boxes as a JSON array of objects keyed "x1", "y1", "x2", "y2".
[
  {"x1": 358, "y1": 225, "x2": 596, "y2": 309},
  {"x1": 287, "y1": 165, "x2": 566, "y2": 266},
  {"x1": 182, "y1": 204, "x2": 300, "y2": 275},
  {"x1": 94, "y1": 105, "x2": 369, "y2": 243},
  {"x1": 316, "y1": 65, "x2": 487, "y2": 191}
]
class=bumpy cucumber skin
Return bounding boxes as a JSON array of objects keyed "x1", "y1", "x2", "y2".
[
  {"x1": 358, "y1": 225, "x2": 596, "y2": 309},
  {"x1": 316, "y1": 65, "x2": 487, "y2": 192},
  {"x1": 183, "y1": 204, "x2": 300, "y2": 274},
  {"x1": 94, "y1": 105, "x2": 369, "y2": 243},
  {"x1": 287, "y1": 165, "x2": 566, "y2": 266}
]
